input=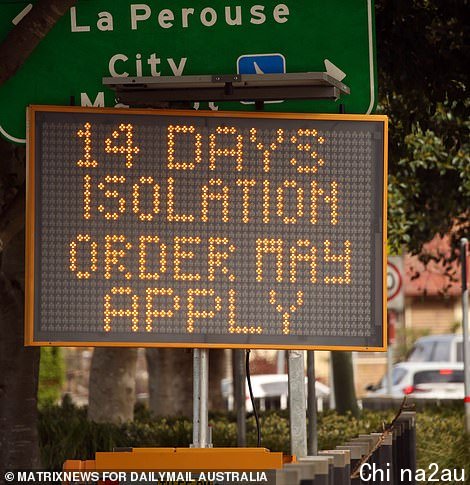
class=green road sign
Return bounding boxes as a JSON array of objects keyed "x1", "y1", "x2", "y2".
[{"x1": 0, "y1": 1, "x2": 377, "y2": 143}]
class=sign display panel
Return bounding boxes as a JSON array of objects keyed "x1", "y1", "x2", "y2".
[{"x1": 26, "y1": 106, "x2": 387, "y2": 350}]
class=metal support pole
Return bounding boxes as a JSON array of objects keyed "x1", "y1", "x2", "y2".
[
  {"x1": 192, "y1": 348, "x2": 210, "y2": 448},
  {"x1": 386, "y1": 311, "x2": 393, "y2": 395},
  {"x1": 386, "y1": 343, "x2": 393, "y2": 395},
  {"x1": 378, "y1": 433, "x2": 393, "y2": 485},
  {"x1": 319, "y1": 450, "x2": 350, "y2": 485},
  {"x1": 460, "y1": 238, "x2": 470, "y2": 432},
  {"x1": 192, "y1": 349, "x2": 201, "y2": 447},
  {"x1": 232, "y1": 349, "x2": 247, "y2": 446},
  {"x1": 307, "y1": 351, "x2": 318, "y2": 455},
  {"x1": 398, "y1": 412, "x2": 416, "y2": 485},
  {"x1": 288, "y1": 350, "x2": 307, "y2": 458},
  {"x1": 392, "y1": 425, "x2": 399, "y2": 484},
  {"x1": 199, "y1": 348, "x2": 209, "y2": 447},
  {"x1": 298, "y1": 456, "x2": 332, "y2": 485},
  {"x1": 329, "y1": 353, "x2": 336, "y2": 410},
  {"x1": 277, "y1": 350, "x2": 286, "y2": 374}
]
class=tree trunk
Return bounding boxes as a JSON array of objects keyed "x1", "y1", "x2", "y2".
[
  {"x1": 0, "y1": 131, "x2": 40, "y2": 471},
  {"x1": 0, "y1": 233, "x2": 40, "y2": 471},
  {"x1": 0, "y1": 0, "x2": 79, "y2": 471},
  {"x1": 331, "y1": 351, "x2": 360, "y2": 417},
  {"x1": 232, "y1": 349, "x2": 247, "y2": 446},
  {"x1": 146, "y1": 348, "x2": 193, "y2": 417},
  {"x1": 208, "y1": 349, "x2": 227, "y2": 411},
  {"x1": 146, "y1": 349, "x2": 227, "y2": 417},
  {"x1": 88, "y1": 348, "x2": 138, "y2": 423}
]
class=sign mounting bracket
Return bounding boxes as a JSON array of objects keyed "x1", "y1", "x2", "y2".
[{"x1": 102, "y1": 72, "x2": 350, "y2": 107}]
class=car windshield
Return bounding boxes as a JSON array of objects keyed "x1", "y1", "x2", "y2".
[
  {"x1": 408, "y1": 340, "x2": 452, "y2": 362},
  {"x1": 380, "y1": 367, "x2": 407, "y2": 387},
  {"x1": 433, "y1": 341, "x2": 451, "y2": 361},
  {"x1": 413, "y1": 370, "x2": 464, "y2": 385},
  {"x1": 407, "y1": 342, "x2": 435, "y2": 362}
]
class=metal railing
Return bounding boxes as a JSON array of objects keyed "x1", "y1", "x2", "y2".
[{"x1": 276, "y1": 408, "x2": 417, "y2": 485}]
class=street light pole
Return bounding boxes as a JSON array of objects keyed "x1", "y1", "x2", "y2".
[{"x1": 460, "y1": 238, "x2": 470, "y2": 433}]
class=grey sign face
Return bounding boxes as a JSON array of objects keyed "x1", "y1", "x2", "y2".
[{"x1": 27, "y1": 107, "x2": 387, "y2": 349}]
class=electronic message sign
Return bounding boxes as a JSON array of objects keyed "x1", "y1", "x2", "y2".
[{"x1": 26, "y1": 106, "x2": 387, "y2": 350}]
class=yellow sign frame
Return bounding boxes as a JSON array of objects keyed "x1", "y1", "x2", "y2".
[{"x1": 25, "y1": 105, "x2": 388, "y2": 351}]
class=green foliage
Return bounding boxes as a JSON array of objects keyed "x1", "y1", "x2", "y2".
[
  {"x1": 376, "y1": 0, "x2": 469, "y2": 257},
  {"x1": 449, "y1": 320, "x2": 462, "y2": 334},
  {"x1": 415, "y1": 405, "x2": 470, "y2": 482},
  {"x1": 38, "y1": 347, "x2": 65, "y2": 408},
  {"x1": 386, "y1": 118, "x2": 469, "y2": 256},
  {"x1": 39, "y1": 399, "x2": 469, "y2": 481}
]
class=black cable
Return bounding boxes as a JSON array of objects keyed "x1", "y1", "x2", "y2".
[{"x1": 245, "y1": 349, "x2": 261, "y2": 447}]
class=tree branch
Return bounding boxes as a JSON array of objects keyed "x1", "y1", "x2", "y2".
[
  {"x1": 0, "y1": 0, "x2": 76, "y2": 87},
  {"x1": 0, "y1": 186, "x2": 25, "y2": 254}
]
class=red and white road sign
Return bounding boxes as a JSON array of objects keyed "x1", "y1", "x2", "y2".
[{"x1": 387, "y1": 256, "x2": 404, "y2": 311}]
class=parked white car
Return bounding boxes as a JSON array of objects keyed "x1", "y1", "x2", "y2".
[
  {"x1": 221, "y1": 374, "x2": 330, "y2": 412},
  {"x1": 366, "y1": 362, "x2": 465, "y2": 400},
  {"x1": 406, "y1": 334, "x2": 468, "y2": 363}
]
